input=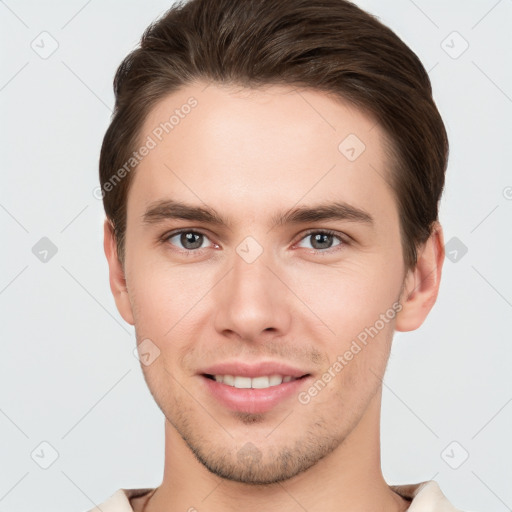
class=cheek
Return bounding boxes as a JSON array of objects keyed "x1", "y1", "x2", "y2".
[
  {"x1": 287, "y1": 257, "x2": 402, "y2": 344},
  {"x1": 126, "y1": 255, "x2": 213, "y2": 335},
  {"x1": 127, "y1": 259, "x2": 220, "y2": 383}
]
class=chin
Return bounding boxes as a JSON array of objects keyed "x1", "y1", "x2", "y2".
[{"x1": 183, "y1": 429, "x2": 343, "y2": 485}]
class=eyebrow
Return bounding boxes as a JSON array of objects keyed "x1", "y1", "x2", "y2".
[{"x1": 142, "y1": 199, "x2": 374, "y2": 229}]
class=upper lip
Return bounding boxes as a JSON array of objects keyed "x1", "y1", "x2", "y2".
[{"x1": 199, "y1": 361, "x2": 310, "y2": 379}]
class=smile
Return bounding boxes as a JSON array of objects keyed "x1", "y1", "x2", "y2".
[{"x1": 205, "y1": 374, "x2": 300, "y2": 389}]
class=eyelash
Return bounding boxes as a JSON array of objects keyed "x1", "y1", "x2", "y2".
[{"x1": 161, "y1": 228, "x2": 348, "y2": 256}]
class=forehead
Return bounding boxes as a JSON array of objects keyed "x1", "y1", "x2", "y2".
[{"x1": 129, "y1": 82, "x2": 397, "y2": 227}]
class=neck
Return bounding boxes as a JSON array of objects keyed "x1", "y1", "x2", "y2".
[{"x1": 144, "y1": 388, "x2": 409, "y2": 512}]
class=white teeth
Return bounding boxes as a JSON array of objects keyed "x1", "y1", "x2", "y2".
[
  {"x1": 234, "y1": 376, "x2": 252, "y2": 389},
  {"x1": 251, "y1": 376, "x2": 270, "y2": 389},
  {"x1": 223, "y1": 375, "x2": 235, "y2": 386},
  {"x1": 269, "y1": 374, "x2": 283, "y2": 386},
  {"x1": 212, "y1": 374, "x2": 297, "y2": 389}
]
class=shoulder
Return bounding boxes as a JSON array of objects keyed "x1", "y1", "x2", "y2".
[
  {"x1": 390, "y1": 480, "x2": 468, "y2": 511},
  {"x1": 84, "y1": 488, "x2": 155, "y2": 512}
]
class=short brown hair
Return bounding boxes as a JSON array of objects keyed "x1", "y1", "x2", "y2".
[{"x1": 99, "y1": 0, "x2": 448, "y2": 269}]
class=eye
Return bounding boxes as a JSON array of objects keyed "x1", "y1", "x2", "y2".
[
  {"x1": 166, "y1": 230, "x2": 214, "y2": 251},
  {"x1": 296, "y1": 230, "x2": 344, "y2": 251},
  {"x1": 162, "y1": 229, "x2": 346, "y2": 254}
]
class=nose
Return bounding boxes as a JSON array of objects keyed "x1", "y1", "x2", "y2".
[{"x1": 212, "y1": 249, "x2": 292, "y2": 343}]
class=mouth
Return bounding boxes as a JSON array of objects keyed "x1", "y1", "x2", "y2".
[{"x1": 199, "y1": 365, "x2": 312, "y2": 414}]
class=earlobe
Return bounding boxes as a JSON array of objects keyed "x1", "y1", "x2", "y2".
[
  {"x1": 103, "y1": 219, "x2": 135, "y2": 326},
  {"x1": 395, "y1": 222, "x2": 445, "y2": 332}
]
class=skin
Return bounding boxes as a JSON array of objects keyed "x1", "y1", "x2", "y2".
[{"x1": 104, "y1": 82, "x2": 444, "y2": 512}]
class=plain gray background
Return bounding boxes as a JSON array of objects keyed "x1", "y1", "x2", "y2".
[{"x1": 1, "y1": 1, "x2": 511, "y2": 511}]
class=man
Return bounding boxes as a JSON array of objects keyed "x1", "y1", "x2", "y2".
[{"x1": 91, "y1": 0, "x2": 465, "y2": 510}]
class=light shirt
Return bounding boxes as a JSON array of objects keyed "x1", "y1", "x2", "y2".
[{"x1": 86, "y1": 480, "x2": 465, "y2": 511}]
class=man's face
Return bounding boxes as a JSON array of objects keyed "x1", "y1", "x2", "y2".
[{"x1": 118, "y1": 83, "x2": 408, "y2": 483}]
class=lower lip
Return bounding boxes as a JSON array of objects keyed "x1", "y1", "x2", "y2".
[{"x1": 200, "y1": 375, "x2": 310, "y2": 414}]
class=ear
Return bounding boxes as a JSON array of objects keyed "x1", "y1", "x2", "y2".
[
  {"x1": 103, "y1": 219, "x2": 135, "y2": 326},
  {"x1": 395, "y1": 222, "x2": 445, "y2": 332}
]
